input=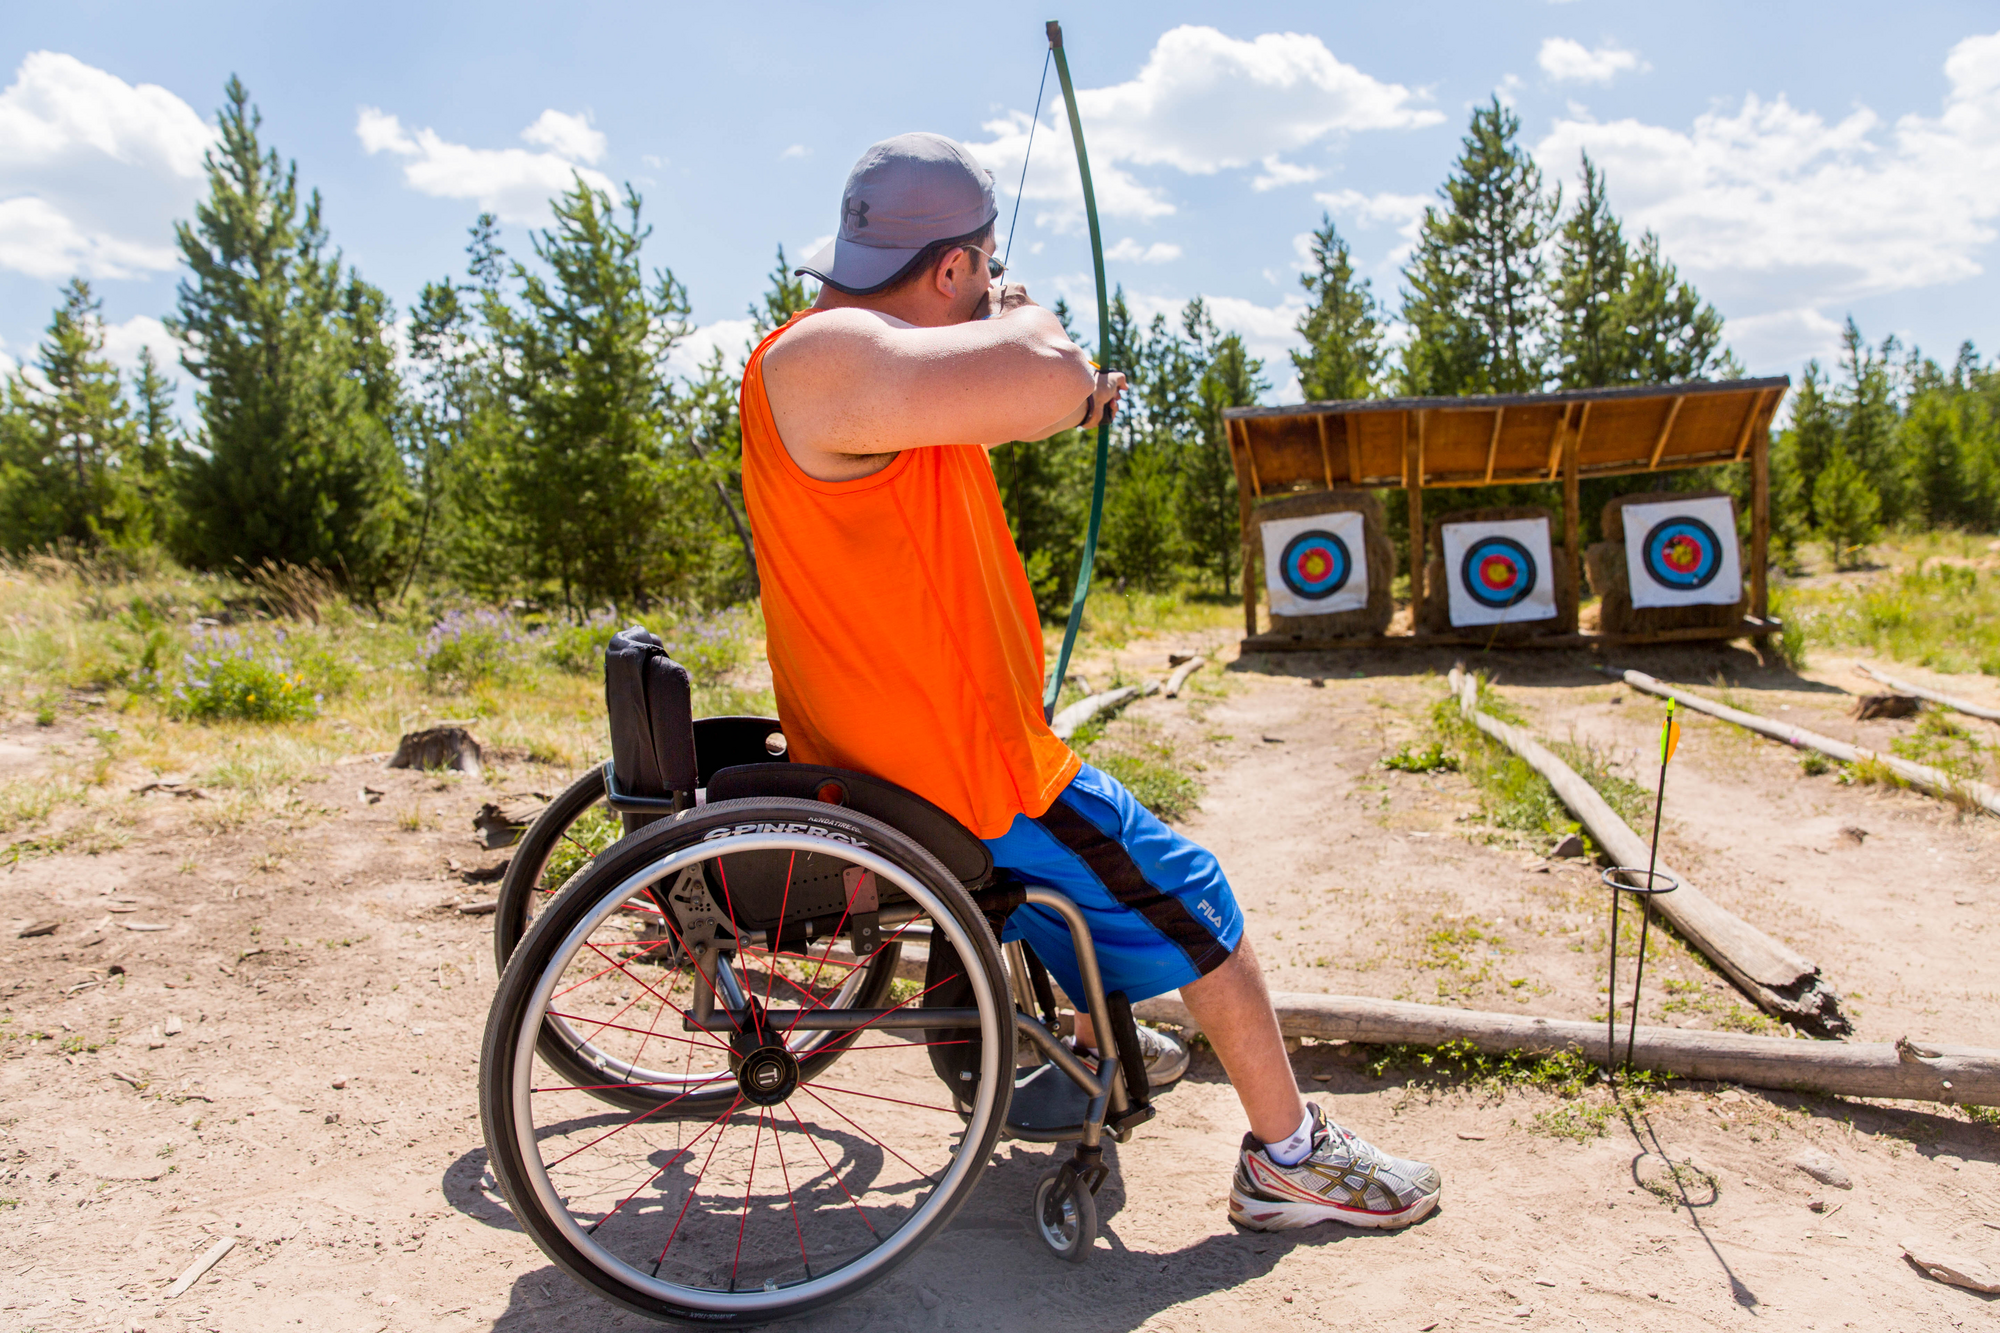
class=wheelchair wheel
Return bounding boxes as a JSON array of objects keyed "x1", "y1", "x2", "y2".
[
  {"x1": 492, "y1": 775, "x2": 902, "y2": 1116},
  {"x1": 492, "y1": 765, "x2": 619, "y2": 974},
  {"x1": 1033, "y1": 1166, "x2": 1097, "y2": 1262},
  {"x1": 481, "y1": 797, "x2": 1014, "y2": 1326}
]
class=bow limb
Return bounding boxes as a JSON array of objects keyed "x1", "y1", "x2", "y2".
[{"x1": 1042, "y1": 18, "x2": 1112, "y2": 721}]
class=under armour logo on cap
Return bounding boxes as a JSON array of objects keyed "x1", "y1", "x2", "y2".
[{"x1": 797, "y1": 132, "x2": 998, "y2": 294}]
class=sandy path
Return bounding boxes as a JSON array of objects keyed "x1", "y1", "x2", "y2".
[{"x1": 1, "y1": 642, "x2": 1997, "y2": 1332}]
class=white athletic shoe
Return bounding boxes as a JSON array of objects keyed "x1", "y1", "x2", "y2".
[
  {"x1": 1229, "y1": 1103, "x2": 1442, "y2": 1231},
  {"x1": 1074, "y1": 1024, "x2": 1189, "y2": 1090}
]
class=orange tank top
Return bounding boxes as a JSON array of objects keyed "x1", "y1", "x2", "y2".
[{"x1": 739, "y1": 312, "x2": 1079, "y2": 839}]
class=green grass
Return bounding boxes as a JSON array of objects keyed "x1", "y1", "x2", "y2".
[
  {"x1": 1381, "y1": 741, "x2": 1460, "y2": 774},
  {"x1": 1071, "y1": 714, "x2": 1202, "y2": 822},
  {"x1": 539, "y1": 804, "x2": 622, "y2": 891},
  {"x1": 1777, "y1": 544, "x2": 2000, "y2": 676}
]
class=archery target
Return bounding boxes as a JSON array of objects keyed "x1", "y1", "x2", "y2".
[
  {"x1": 1262, "y1": 510, "x2": 1368, "y2": 617},
  {"x1": 1621, "y1": 496, "x2": 1741, "y2": 608},
  {"x1": 1440, "y1": 517, "x2": 1558, "y2": 627}
]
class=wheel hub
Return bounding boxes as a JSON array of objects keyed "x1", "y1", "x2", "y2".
[{"x1": 735, "y1": 1043, "x2": 800, "y2": 1106}]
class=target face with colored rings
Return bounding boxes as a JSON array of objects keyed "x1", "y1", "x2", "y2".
[
  {"x1": 1279, "y1": 530, "x2": 1353, "y2": 600},
  {"x1": 1640, "y1": 516, "x2": 1723, "y2": 591},
  {"x1": 1459, "y1": 536, "x2": 1538, "y2": 609}
]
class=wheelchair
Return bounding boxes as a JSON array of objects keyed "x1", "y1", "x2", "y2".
[{"x1": 479, "y1": 628, "x2": 1160, "y2": 1327}]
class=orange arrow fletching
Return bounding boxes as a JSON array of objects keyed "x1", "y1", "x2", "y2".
[{"x1": 1660, "y1": 700, "x2": 1681, "y2": 765}]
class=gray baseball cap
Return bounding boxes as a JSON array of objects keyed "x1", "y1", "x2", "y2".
[{"x1": 797, "y1": 132, "x2": 997, "y2": 294}]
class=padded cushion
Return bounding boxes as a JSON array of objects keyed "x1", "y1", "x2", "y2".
[
  {"x1": 603, "y1": 627, "x2": 697, "y2": 798},
  {"x1": 707, "y1": 763, "x2": 993, "y2": 888}
]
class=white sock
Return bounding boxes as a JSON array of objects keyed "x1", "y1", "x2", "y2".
[{"x1": 1265, "y1": 1107, "x2": 1317, "y2": 1167}]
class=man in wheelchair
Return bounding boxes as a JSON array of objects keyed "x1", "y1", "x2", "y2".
[{"x1": 741, "y1": 131, "x2": 1442, "y2": 1234}]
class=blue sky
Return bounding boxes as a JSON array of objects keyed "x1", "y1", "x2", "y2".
[{"x1": 6, "y1": 1, "x2": 2000, "y2": 408}]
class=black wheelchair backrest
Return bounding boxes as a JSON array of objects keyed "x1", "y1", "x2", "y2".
[{"x1": 604, "y1": 626, "x2": 697, "y2": 802}]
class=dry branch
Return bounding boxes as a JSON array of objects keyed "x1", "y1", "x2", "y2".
[
  {"x1": 1050, "y1": 681, "x2": 1159, "y2": 742},
  {"x1": 1854, "y1": 663, "x2": 2000, "y2": 724},
  {"x1": 1612, "y1": 668, "x2": 2000, "y2": 818},
  {"x1": 1133, "y1": 991, "x2": 1999, "y2": 1107},
  {"x1": 1447, "y1": 667, "x2": 1851, "y2": 1037},
  {"x1": 165, "y1": 1235, "x2": 236, "y2": 1299},
  {"x1": 1164, "y1": 656, "x2": 1207, "y2": 698}
]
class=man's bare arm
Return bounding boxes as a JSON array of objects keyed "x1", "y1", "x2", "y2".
[{"x1": 761, "y1": 301, "x2": 1097, "y2": 470}]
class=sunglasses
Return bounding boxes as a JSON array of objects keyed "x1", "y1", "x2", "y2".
[{"x1": 965, "y1": 244, "x2": 1008, "y2": 283}]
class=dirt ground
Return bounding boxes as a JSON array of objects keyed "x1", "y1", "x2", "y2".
[{"x1": 3, "y1": 634, "x2": 1998, "y2": 1332}]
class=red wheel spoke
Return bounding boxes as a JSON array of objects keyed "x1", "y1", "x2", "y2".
[
  {"x1": 546, "y1": 1079, "x2": 718, "y2": 1170},
  {"x1": 769, "y1": 1108, "x2": 811, "y2": 1278},
  {"x1": 802, "y1": 1082, "x2": 959, "y2": 1116},
  {"x1": 788, "y1": 1106, "x2": 876, "y2": 1238},
  {"x1": 730, "y1": 1108, "x2": 767, "y2": 1290},
  {"x1": 533, "y1": 1076, "x2": 730, "y2": 1094},
  {"x1": 587, "y1": 1093, "x2": 741, "y2": 1232},
  {"x1": 555, "y1": 934, "x2": 678, "y2": 999},
  {"x1": 741, "y1": 943, "x2": 864, "y2": 973},
  {"x1": 764, "y1": 853, "x2": 796, "y2": 1021},
  {"x1": 785, "y1": 970, "x2": 964, "y2": 1047},
  {"x1": 783, "y1": 916, "x2": 929, "y2": 1040},
  {"x1": 650, "y1": 903, "x2": 743, "y2": 1034},
  {"x1": 837, "y1": 1039, "x2": 971, "y2": 1052},
  {"x1": 735, "y1": 950, "x2": 849, "y2": 1008},
  {"x1": 655, "y1": 1095, "x2": 744, "y2": 1268},
  {"x1": 797, "y1": 1086, "x2": 940, "y2": 1187},
  {"x1": 546, "y1": 1011, "x2": 732, "y2": 1055}
]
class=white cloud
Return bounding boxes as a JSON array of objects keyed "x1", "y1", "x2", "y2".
[
  {"x1": 99, "y1": 313, "x2": 178, "y2": 377},
  {"x1": 357, "y1": 106, "x2": 614, "y2": 223},
  {"x1": 1535, "y1": 29, "x2": 2000, "y2": 366},
  {"x1": 666, "y1": 317, "x2": 758, "y2": 382},
  {"x1": 0, "y1": 51, "x2": 213, "y2": 280},
  {"x1": 1538, "y1": 38, "x2": 1645, "y2": 85},
  {"x1": 520, "y1": 109, "x2": 605, "y2": 164},
  {"x1": 967, "y1": 25, "x2": 1440, "y2": 232},
  {"x1": 780, "y1": 144, "x2": 809, "y2": 160},
  {"x1": 1105, "y1": 238, "x2": 1182, "y2": 264},
  {"x1": 1252, "y1": 156, "x2": 1322, "y2": 191}
]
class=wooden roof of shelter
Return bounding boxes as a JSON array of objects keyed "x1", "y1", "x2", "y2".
[{"x1": 1222, "y1": 376, "x2": 1789, "y2": 497}]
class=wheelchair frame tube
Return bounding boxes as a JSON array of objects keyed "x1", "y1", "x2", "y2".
[{"x1": 1023, "y1": 887, "x2": 1128, "y2": 1136}]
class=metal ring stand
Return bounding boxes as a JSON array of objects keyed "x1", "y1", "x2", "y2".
[{"x1": 1600, "y1": 866, "x2": 1680, "y2": 1081}]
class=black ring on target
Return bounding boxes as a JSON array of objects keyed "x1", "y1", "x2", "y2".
[
  {"x1": 1458, "y1": 535, "x2": 1538, "y2": 610},
  {"x1": 1640, "y1": 516, "x2": 1723, "y2": 591},
  {"x1": 1278, "y1": 529, "x2": 1353, "y2": 600}
]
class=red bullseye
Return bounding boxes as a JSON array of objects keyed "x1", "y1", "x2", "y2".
[
  {"x1": 1480, "y1": 555, "x2": 1515, "y2": 588},
  {"x1": 1663, "y1": 536, "x2": 1699, "y2": 572}
]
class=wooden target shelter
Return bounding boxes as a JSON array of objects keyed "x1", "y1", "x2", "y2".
[{"x1": 1223, "y1": 376, "x2": 1790, "y2": 651}]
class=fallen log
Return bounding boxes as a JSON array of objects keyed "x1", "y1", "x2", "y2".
[
  {"x1": 1132, "y1": 991, "x2": 1999, "y2": 1107},
  {"x1": 1447, "y1": 667, "x2": 1852, "y2": 1037},
  {"x1": 1050, "y1": 680, "x2": 1159, "y2": 742},
  {"x1": 1854, "y1": 662, "x2": 2000, "y2": 724},
  {"x1": 1611, "y1": 667, "x2": 2000, "y2": 818},
  {"x1": 1164, "y1": 656, "x2": 1207, "y2": 697}
]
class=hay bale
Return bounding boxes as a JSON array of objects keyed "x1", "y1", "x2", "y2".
[
  {"x1": 1418, "y1": 506, "x2": 1576, "y2": 637},
  {"x1": 1257, "y1": 490, "x2": 1396, "y2": 639},
  {"x1": 1596, "y1": 490, "x2": 1746, "y2": 635}
]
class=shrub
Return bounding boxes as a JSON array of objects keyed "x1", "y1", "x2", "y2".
[
  {"x1": 666, "y1": 607, "x2": 752, "y2": 682},
  {"x1": 544, "y1": 613, "x2": 624, "y2": 677},
  {"x1": 170, "y1": 629, "x2": 319, "y2": 722},
  {"x1": 421, "y1": 610, "x2": 527, "y2": 691}
]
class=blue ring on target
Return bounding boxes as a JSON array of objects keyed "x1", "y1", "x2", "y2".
[
  {"x1": 1458, "y1": 535, "x2": 1538, "y2": 610},
  {"x1": 1640, "y1": 516, "x2": 1723, "y2": 591},
  {"x1": 1278, "y1": 530, "x2": 1352, "y2": 600}
]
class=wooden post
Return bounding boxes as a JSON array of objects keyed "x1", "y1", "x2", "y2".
[
  {"x1": 1229, "y1": 418, "x2": 1259, "y2": 637},
  {"x1": 1751, "y1": 403, "x2": 1771, "y2": 621},
  {"x1": 1314, "y1": 414, "x2": 1334, "y2": 491},
  {"x1": 1561, "y1": 417, "x2": 1581, "y2": 628},
  {"x1": 1405, "y1": 411, "x2": 1425, "y2": 630}
]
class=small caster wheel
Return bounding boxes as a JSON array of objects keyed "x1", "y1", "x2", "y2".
[{"x1": 1033, "y1": 1165, "x2": 1096, "y2": 1262}]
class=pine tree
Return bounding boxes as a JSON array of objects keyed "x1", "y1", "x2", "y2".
[
  {"x1": 1185, "y1": 301, "x2": 1265, "y2": 595},
  {"x1": 1619, "y1": 231, "x2": 1726, "y2": 383},
  {"x1": 1835, "y1": 319, "x2": 1905, "y2": 524},
  {"x1": 1399, "y1": 97, "x2": 1557, "y2": 396},
  {"x1": 1550, "y1": 153, "x2": 1627, "y2": 389},
  {"x1": 1292, "y1": 215, "x2": 1382, "y2": 401},
  {"x1": 168, "y1": 77, "x2": 409, "y2": 592},
  {"x1": 672, "y1": 346, "x2": 757, "y2": 600},
  {"x1": 127, "y1": 346, "x2": 181, "y2": 543},
  {"x1": 0, "y1": 280, "x2": 143, "y2": 551},
  {"x1": 475, "y1": 176, "x2": 700, "y2": 611},
  {"x1": 1813, "y1": 446, "x2": 1881, "y2": 569},
  {"x1": 748, "y1": 245, "x2": 815, "y2": 337}
]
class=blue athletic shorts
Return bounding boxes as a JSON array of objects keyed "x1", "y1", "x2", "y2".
[{"x1": 982, "y1": 763, "x2": 1242, "y2": 1013}]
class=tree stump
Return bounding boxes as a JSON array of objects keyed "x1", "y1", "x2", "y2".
[{"x1": 389, "y1": 727, "x2": 482, "y2": 775}]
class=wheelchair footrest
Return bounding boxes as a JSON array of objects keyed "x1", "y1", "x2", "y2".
[{"x1": 1002, "y1": 1060, "x2": 1094, "y2": 1142}]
